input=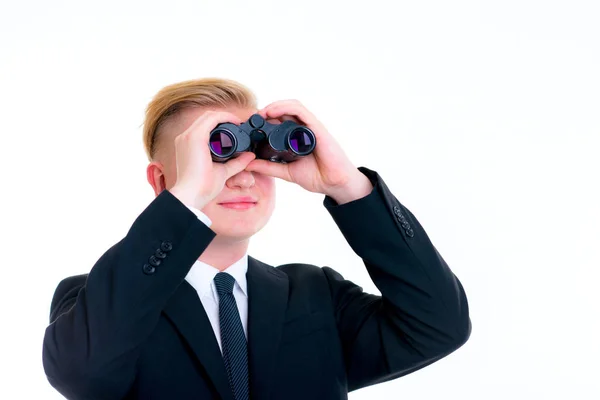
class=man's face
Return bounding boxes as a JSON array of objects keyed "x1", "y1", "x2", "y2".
[{"x1": 148, "y1": 106, "x2": 276, "y2": 243}]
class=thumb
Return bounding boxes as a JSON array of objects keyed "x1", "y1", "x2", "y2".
[
  {"x1": 223, "y1": 152, "x2": 256, "y2": 179},
  {"x1": 245, "y1": 159, "x2": 292, "y2": 182}
]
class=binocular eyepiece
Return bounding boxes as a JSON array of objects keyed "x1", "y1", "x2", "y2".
[{"x1": 209, "y1": 114, "x2": 316, "y2": 163}]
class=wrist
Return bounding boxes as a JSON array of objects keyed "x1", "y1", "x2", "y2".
[
  {"x1": 169, "y1": 185, "x2": 208, "y2": 211},
  {"x1": 326, "y1": 172, "x2": 373, "y2": 205}
]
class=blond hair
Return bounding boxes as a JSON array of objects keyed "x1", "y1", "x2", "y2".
[{"x1": 142, "y1": 77, "x2": 257, "y2": 160}]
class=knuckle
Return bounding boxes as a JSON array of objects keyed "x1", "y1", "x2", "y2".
[{"x1": 210, "y1": 111, "x2": 237, "y2": 123}]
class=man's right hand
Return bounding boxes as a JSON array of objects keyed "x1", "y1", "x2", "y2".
[{"x1": 169, "y1": 110, "x2": 256, "y2": 210}]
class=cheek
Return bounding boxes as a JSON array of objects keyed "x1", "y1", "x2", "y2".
[
  {"x1": 258, "y1": 176, "x2": 276, "y2": 195},
  {"x1": 161, "y1": 166, "x2": 178, "y2": 190},
  {"x1": 258, "y1": 178, "x2": 276, "y2": 207},
  {"x1": 260, "y1": 197, "x2": 275, "y2": 220}
]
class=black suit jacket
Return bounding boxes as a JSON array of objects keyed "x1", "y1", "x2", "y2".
[{"x1": 43, "y1": 167, "x2": 471, "y2": 400}]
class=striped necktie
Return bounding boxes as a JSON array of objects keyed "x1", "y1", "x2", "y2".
[{"x1": 214, "y1": 272, "x2": 249, "y2": 400}]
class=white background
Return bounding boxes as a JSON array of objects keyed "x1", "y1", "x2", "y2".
[{"x1": 1, "y1": 0, "x2": 599, "y2": 398}]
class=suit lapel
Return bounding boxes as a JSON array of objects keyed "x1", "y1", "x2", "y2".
[
  {"x1": 246, "y1": 256, "x2": 289, "y2": 400},
  {"x1": 163, "y1": 281, "x2": 234, "y2": 400}
]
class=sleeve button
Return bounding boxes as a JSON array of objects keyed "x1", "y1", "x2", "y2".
[
  {"x1": 143, "y1": 264, "x2": 156, "y2": 275},
  {"x1": 160, "y1": 241, "x2": 173, "y2": 252},
  {"x1": 155, "y1": 249, "x2": 167, "y2": 259},
  {"x1": 148, "y1": 255, "x2": 162, "y2": 267},
  {"x1": 406, "y1": 229, "x2": 415, "y2": 237}
]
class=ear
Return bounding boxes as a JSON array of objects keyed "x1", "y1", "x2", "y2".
[{"x1": 146, "y1": 161, "x2": 166, "y2": 196}]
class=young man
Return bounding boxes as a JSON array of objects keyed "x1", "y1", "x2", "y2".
[{"x1": 42, "y1": 78, "x2": 471, "y2": 400}]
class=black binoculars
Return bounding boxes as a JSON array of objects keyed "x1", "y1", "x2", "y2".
[{"x1": 209, "y1": 114, "x2": 316, "y2": 163}]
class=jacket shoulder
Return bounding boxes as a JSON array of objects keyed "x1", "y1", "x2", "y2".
[
  {"x1": 49, "y1": 273, "x2": 88, "y2": 323},
  {"x1": 276, "y1": 262, "x2": 325, "y2": 281}
]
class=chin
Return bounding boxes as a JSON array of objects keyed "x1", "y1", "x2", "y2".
[
  {"x1": 206, "y1": 205, "x2": 272, "y2": 239},
  {"x1": 211, "y1": 221, "x2": 263, "y2": 241}
]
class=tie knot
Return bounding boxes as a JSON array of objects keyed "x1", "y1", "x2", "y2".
[{"x1": 214, "y1": 272, "x2": 235, "y2": 295}]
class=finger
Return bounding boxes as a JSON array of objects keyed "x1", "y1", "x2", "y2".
[
  {"x1": 244, "y1": 159, "x2": 292, "y2": 182},
  {"x1": 258, "y1": 101, "x2": 332, "y2": 148},
  {"x1": 260, "y1": 103, "x2": 317, "y2": 128},
  {"x1": 277, "y1": 115, "x2": 303, "y2": 124},
  {"x1": 261, "y1": 104, "x2": 332, "y2": 147},
  {"x1": 185, "y1": 110, "x2": 243, "y2": 143},
  {"x1": 265, "y1": 117, "x2": 282, "y2": 125},
  {"x1": 223, "y1": 152, "x2": 256, "y2": 179},
  {"x1": 264, "y1": 116, "x2": 301, "y2": 126},
  {"x1": 259, "y1": 99, "x2": 301, "y2": 112}
]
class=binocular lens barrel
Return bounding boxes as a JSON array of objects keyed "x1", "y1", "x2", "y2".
[
  {"x1": 209, "y1": 130, "x2": 235, "y2": 157},
  {"x1": 288, "y1": 128, "x2": 315, "y2": 155}
]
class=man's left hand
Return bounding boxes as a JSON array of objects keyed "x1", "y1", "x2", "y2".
[{"x1": 244, "y1": 100, "x2": 373, "y2": 204}]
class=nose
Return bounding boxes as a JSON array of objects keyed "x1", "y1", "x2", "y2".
[{"x1": 226, "y1": 170, "x2": 255, "y2": 190}]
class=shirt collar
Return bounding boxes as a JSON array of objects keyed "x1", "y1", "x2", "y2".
[{"x1": 185, "y1": 253, "x2": 248, "y2": 299}]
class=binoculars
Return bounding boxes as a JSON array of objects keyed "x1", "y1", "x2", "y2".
[{"x1": 209, "y1": 114, "x2": 316, "y2": 163}]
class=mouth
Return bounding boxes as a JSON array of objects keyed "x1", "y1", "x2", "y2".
[{"x1": 218, "y1": 202, "x2": 257, "y2": 210}]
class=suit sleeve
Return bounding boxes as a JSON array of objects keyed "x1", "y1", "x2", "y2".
[
  {"x1": 322, "y1": 167, "x2": 471, "y2": 392},
  {"x1": 42, "y1": 190, "x2": 216, "y2": 399}
]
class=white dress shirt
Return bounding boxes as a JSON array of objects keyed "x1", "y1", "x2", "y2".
[{"x1": 183, "y1": 205, "x2": 249, "y2": 353}]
